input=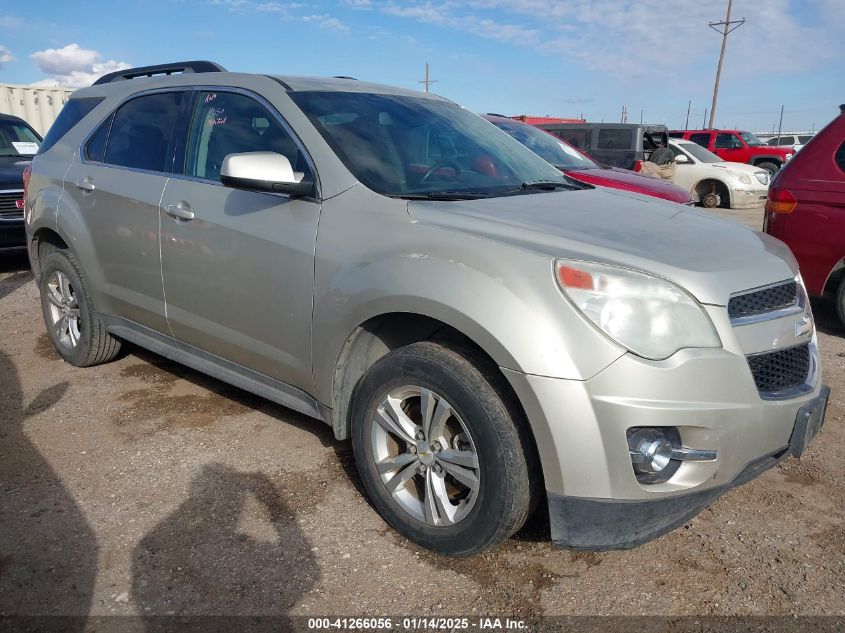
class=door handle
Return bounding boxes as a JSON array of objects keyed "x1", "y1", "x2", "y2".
[
  {"x1": 165, "y1": 201, "x2": 195, "y2": 221},
  {"x1": 76, "y1": 177, "x2": 95, "y2": 193}
]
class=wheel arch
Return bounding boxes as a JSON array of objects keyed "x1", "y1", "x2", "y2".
[
  {"x1": 693, "y1": 178, "x2": 731, "y2": 207},
  {"x1": 329, "y1": 309, "x2": 549, "y2": 502}
]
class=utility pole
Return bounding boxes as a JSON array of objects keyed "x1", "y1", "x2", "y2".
[
  {"x1": 620, "y1": 105, "x2": 627, "y2": 123},
  {"x1": 707, "y1": 0, "x2": 745, "y2": 129},
  {"x1": 418, "y1": 62, "x2": 437, "y2": 93},
  {"x1": 703, "y1": 107, "x2": 707, "y2": 129},
  {"x1": 684, "y1": 100, "x2": 691, "y2": 129},
  {"x1": 640, "y1": 109, "x2": 643, "y2": 124},
  {"x1": 776, "y1": 104, "x2": 784, "y2": 139}
]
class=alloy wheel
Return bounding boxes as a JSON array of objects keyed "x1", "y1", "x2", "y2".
[
  {"x1": 370, "y1": 385, "x2": 480, "y2": 526},
  {"x1": 45, "y1": 270, "x2": 82, "y2": 349}
]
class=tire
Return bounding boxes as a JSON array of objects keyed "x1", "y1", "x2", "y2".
[
  {"x1": 38, "y1": 244, "x2": 122, "y2": 367},
  {"x1": 702, "y1": 191, "x2": 721, "y2": 208},
  {"x1": 756, "y1": 161, "x2": 779, "y2": 175},
  {"x1": 648, "y1": 147, "x2": 675, "y2": 166},
  {"x1": 350, "y1": 341, "x2": 539, "y2": 556},
  {"x1": 836, "y1": 277, "x2": 845, "y2": 329}
]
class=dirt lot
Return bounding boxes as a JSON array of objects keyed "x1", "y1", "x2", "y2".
[{"x1": 1, "y1": 205, "x2": 843, "y2": 624}]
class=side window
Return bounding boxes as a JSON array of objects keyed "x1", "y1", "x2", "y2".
[
  {"x1": 184, "y1": 91, "x2": 306, "y2": 182},
  {"x1": 713, "y1": 132, "x2": 742, "y2": 149},
  {"x1": 689, "y1": 133, "x2": 710, "y2": 148},
  {"x1": 798, "y1": 135, "x2": 814, "y2": 144},
  {"x1": 103, "y1": 92, "x2": 185, "y2": 172},
  {"x1": 84, "y1": 113, "x2": 113, "y2": 162},
  {"x1": 766, "y1": 137, "x2": 781, "y2": 146},
  {"x1": 38, "y1": 97, "x2": 102, "y2": 155},
  {"x1": 597, "y1": 128, "x2": 633, "y2": 150},
  {"x1": 835, "y1": 141, "x2": 845, "y2": 174}
]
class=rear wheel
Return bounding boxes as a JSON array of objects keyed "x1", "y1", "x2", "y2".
[
  {"x1": 350, "y1": 342, "x2": 538, "y2": 556},
  {"x1": 38, "y1": 245, "x2": 121, "y2": 367}
]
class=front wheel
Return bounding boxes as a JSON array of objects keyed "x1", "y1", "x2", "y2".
[
  {"x1": 757, "y1": 161, "x2": 779, "y2": 175},
  {"x1": 350, "y1": 342, "x2": 539, "y2": 556}
]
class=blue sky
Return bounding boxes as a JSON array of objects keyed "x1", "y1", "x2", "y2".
[{"x1": 0, "y1": 0, "x2": 841, "y2": 132}]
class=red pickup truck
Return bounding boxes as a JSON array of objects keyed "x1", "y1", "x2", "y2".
[{"x1": 668, "y1": 129, "x2": 793, "y2": 175}]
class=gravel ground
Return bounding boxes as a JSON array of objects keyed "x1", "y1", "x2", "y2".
[{"x1": 1, "y1": 204, "x2": 843, "y2": 622}]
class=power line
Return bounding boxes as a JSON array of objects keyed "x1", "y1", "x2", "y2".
[{"x1": 707, "y1": 0, "x2": 745, "y2": 129}]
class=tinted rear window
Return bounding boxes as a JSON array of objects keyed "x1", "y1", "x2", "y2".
[
  {"x1": 597, "y1": 128, "x2": 634, "y2": 150},
  {"x1": 38, "y1": 98, "x2": 103, "y2": 155},
  {"x1": 836, "y1": 141, "x2": 845, "y2": 174},
  {"x1": 103, "y1": 92, "x2": 185, "y2": 172}
]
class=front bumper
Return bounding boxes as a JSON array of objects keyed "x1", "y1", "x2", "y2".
[
  {"x1": 729, "y1": 185, "x2": 769, "y2": 209},
  {"x1": 0, "y1": 219, "x2": 26, "y2": 252},
  {"x1": 546, "y1": 385, "x2": 827, "y2": 550},
  {"x1": 503, "y1": 334, "x2": 826, "y2": 549}
]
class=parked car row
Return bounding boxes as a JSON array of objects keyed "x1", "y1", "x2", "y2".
[{"x1": 22, "y1": 61, "x2": 831, "y2": 556}]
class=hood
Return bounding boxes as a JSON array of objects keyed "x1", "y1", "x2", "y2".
[
  {"x1": 567, "y1": 167, "x2": 692, "y2": 203},
  {"x1": 709, "y1": 161, "x2": 769, "y2": 176},
  {"x1": 407, "y1": 187, "x2": 796, "y2": 306},
  {"x1": 0, "y1": 156, "x2": 29, "y2": 189}
]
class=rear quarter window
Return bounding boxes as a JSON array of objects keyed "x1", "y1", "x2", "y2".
[{"x1": 38, "y1": 97, "x2": 103, "y2": 155}]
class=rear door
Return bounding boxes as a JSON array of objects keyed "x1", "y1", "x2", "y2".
[
  {"x1": 594, "y1": 127, "x2": 635, "y2": 168},
  {"x1": 159, "y1": 89, "x2": 320, "y2": 391},
  {"x1": 64, "y1": 90, "x2": 186, "y2": 332}
]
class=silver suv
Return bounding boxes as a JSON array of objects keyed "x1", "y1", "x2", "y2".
[{"x1": 25, "y1": 62, "x2": 828, "y2": 556}]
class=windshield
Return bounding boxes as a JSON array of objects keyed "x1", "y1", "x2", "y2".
[
  {"x1": 489, "y1": 119, "x2": 597, "y2": 170},
  {"x1": 677, "y1": 142, "x2": 723, "y2": 163},
  {"x1": 739, "y1": 131, "x2": 765, "y2": 146},
  {"x1": 0, "y1": 120, "x2": 41, "y2": 158},
  {"x1": 290, "y1": 91, "x2": 570, "y2": 197}
]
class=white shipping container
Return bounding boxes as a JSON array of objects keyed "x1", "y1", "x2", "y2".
[{"x1": 0, "y1": 83, "x2": 75, "y2": 137}]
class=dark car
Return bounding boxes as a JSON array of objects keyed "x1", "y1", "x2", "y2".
[
  {"x1": 484, "y1": 115, "x2": 691, "y2": 204},
  {"x1": 763, "y1": 105, "x2": 845, "y2": 325},
  {"x1": 0, "y1": 113, "x2": 42, "y2": 252},
  {"x1": 532, "y1": 121, "x2": 669, "y2": 171}
]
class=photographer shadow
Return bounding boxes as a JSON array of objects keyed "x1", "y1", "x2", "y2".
[{"x1": 131, "y1": 463, "x2": 319, "y2": 632}]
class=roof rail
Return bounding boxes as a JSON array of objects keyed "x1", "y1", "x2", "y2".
[
  {"x1": 333, "y1": 76, "x2": 358, "y2": 80},
  {"x1": 93, "y1": 61, "x2": 227, "y2": 86}
]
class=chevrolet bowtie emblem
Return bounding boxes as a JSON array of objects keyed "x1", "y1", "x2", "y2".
[{"x1": 795, "y1": 316, "x2": 812, "y2": 338}]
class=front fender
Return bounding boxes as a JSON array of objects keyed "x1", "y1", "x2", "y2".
[{"x1": 311, "y1": 187, "x2": 625, "y2": 407}]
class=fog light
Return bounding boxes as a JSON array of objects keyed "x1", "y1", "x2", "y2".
[{"x1": 627, "y1": 427, "x2": 681, "y2": 484}]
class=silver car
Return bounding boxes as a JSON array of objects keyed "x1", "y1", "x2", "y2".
[{"x1": 24, "y1": 62, "x2": 828, "y2": 556}]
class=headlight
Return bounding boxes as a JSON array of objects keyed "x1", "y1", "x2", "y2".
[
  {"x1": 755, "y1": 171, "x2": 769, "y2": 186},
  {"x1": 727, "y1": 170, "x2": 752, "y2": 185},
  {"x1": 554, "y1": 260, "x2": 721, "y2": 360}
]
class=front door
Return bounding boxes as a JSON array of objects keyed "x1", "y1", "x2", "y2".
[{"x1": 160, "y1": 89, "x2": 320, "y2": 391}]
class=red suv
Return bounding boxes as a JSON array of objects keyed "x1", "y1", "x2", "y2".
[
  {"x1": 485, "y1": 115, "x2": 692, "y2": 204},
  {"x1": 669, "y1": 129, "x2": 793, "y2": 176},
  {"x1": 764, "y1": 105, "x2": 845, "y2": 325}
]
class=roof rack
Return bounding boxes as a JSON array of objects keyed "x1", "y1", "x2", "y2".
[
  {"x1": 93, "y1": 61, "x2": 227, "y2": 86},
  {"x1": 333, "y1": 76, "x2": 358, "y2": 80}
]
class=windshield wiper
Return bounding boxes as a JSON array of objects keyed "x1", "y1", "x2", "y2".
[
  {"x1": 395, "y1": 190, "x2": 495, "y2": 201},
  {"x1": 520, "y1": 180, "x2": 583, "y2": 191}
]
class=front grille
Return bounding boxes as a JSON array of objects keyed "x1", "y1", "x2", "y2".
[
  {"x1": 0, "y1": 191, "x2": 24, "y2": 220},
  {"x1": 728, "y1": 281, "x2": 797, "y2": 320},
  {"x1": 747, "y1": 344, "x2": 811, "y2": 394}
]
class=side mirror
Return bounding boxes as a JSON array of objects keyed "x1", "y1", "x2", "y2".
[
  {"x1": 674, "y1": 153, "x2": 689, "y2": 163},
  {"x1": 220, "y1": 152, "x2": 313, "y2": 196}
]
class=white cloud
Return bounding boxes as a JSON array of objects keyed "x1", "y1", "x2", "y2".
[
  {"x1": 211, "y1": 0, "x2": 348, "y2": 31},
  {"x1": 0, "y1": 44, "x2": 13, "y2": 68},
  {"x1": 374, "y1": 0, "x2": 842, "y2": 79},
  {"x1": 30, "y1": 44, "x2": 131, "y2": 88}
]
